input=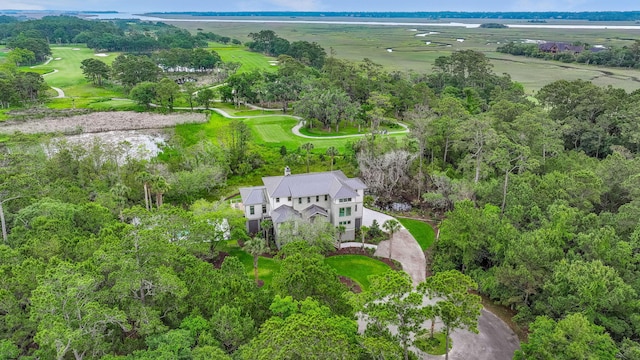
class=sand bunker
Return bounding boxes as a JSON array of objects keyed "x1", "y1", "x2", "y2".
[
  {"x1": 72, "y1": 48, "x2": 80, "y2": 50},
  {"x1": 54, "y1": 57, "x2": 62, "y2": 60},
  {"x1": 95, "y1": 53, "x2": 109, "y2": 57}
]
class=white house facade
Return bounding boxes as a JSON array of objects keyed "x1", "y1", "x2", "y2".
[{"x1": 239, "y1": 169, "x2": 367, "y2": 241}]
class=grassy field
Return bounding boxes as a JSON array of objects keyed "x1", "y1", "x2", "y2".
[
  {"x1": 210, "y1": 42, "x2": 277, "y2": 73},
  {"x1": 325, "y1": 255, "x2": 390, "y2": 291},
  {"x1": 38, "y1": 46, "x2": 123, "y2": 98},
  {"x1": 172, "y1": 19, "x2": 640, "y2": 93},
  {"x1": 175, "y1": 111, "x2": 402, "y2": 152},
  {"x1": 397, "y1": 218, "x2": 436, "y2": 251}
]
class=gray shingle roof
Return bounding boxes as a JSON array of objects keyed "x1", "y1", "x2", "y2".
[
  {"x1": 239, "y1": 186, "x2": 267, "y2": 205},
  {"x1": 262, "y1": 170, "x2": 366, "y2": 200},
  {"x1": 271, "y1": 205, "x2": 301, "y2": 224},
  {"x1": 302, "y1": 204, "x2": 329, "y2": 219}
]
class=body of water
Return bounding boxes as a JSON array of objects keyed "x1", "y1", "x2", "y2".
[{"x1": 83, "y1": 13, "x2": 640, "y2": 30}]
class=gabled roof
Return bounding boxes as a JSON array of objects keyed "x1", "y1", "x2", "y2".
[
  {"x1": 302, "y1": 204, "x2": 329, "y2": 219},
  {"x1": 239, "y1": 186, "x2": 267, "y2": 206},
  {"x1": 271, "y1": 205, "x2": 301, "y2": 224},
  {"x1": 262, "y1": 170, "x2": 366, "y2": 200}
]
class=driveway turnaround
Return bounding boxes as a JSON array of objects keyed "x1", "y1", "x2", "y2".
[{"x1": 363, "y1": 207, "x2": 520, "y2": 360}]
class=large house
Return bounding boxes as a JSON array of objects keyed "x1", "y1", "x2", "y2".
[{"x1": 239, "y1": 168, "x2": 367, "y2": 242}]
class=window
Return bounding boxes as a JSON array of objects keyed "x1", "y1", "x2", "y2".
[
  {"x1": 298, "y1": 198, "x2": 302, "y2": 204},
  {"x1": 249, "y1": 206, "x2": 255, "y2": 215},
  {"x1": 339, "y1": 207, "x2": 351, "y2": 217},
  {"x1": 324, "y1": 195, "x2": 328, "y2": 201},
  {"x1": 316, "y1": 195, "x2": 319, "y2": 202},
  {"x1": 276, "y1": 197, "x2": 280, "y2": 203},
  {"x1": 307, "y1": 197, "x2": 311, "y2": 203},
  {"x1": 339, "y1": 220, "x2": 352, "y2": 225},
  {"x1": 262, "y1": 205, "x2": 267, "y2": 214},
  {"x1": 339, "y1": 198, "x2": 352, "y2": 203},
  {"x1": 355, "y1": 205, "x2": 358, "y2": 212},
  {"x1": 288, "y1": 196, "x2": 292, "y2": 201}
]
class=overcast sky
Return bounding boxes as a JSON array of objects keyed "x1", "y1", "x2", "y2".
[{"x1": 0, "y1": 0, "x2": 637, "y2": 12}]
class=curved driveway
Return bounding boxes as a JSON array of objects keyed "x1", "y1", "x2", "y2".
[{"x1": 363, "y1": 207, "x2": 520, "y2": 360}]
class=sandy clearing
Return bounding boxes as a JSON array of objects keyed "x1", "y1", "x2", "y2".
[
  {"x1": 0, "y1": 111, "x2": 209, "y2": 135},
  {"x1": 45, "y1": 130, "x2": 167, "y2": 161}
]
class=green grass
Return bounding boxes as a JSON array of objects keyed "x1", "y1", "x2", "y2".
[
  {"x1": 414, "y1": 332, "x2": 451, "y2": 355},
  {"x1": 234, "y1": 109, "x2": 283, "y2": 116},
  {"x1": 174, "y1": 111, "x2": 398, "y2": 153},
  {"x1": 397, "y1": 218, "x2": 435, "y2": 251},
  {"x1": 218, "y1": 240, "x2": 281, "y2": 285},
  {"x1": 325, "y1": 255, "x2": 390, "y2": 291},
  {"x1": 179, "y1": 20, "x2": 640, "y2": 93},
  {"x1": 42, "y1": 46, "x2": 122, "y2": 98},
  {"x1": 210, "y1": 43, "x2": 277, "y2": 73}
]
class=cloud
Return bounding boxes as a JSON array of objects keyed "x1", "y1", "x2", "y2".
[{"x1": 0, "y1": 1, "x2": 45, "y2": 10}]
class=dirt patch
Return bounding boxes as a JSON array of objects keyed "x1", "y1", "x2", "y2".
[
  {"x1": 339, "y1": 276, "x2": 362, "y2": 293},
  {"x1": 0, "y1": 111, "x2": 209, "y2": 135},
  {"x1": 210, "y1": 251, "x2": 230, "y2": 269}
]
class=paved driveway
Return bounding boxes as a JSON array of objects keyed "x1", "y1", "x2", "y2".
[{"x1": 363, "y1": 207, "x2": 520, "y2": 360}]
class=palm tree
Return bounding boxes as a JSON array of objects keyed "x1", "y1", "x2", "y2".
[
  {"x1": 325, "y1": 146, "x2": 339, "y2": 171},
  {"x1": 260, "y1": 219, "x2": 273, "y2": 248},
  {"x1": 244, "y1": 237, "x2": 269, "y2": 285},
  {"x1": 135, "y1": 171, "x2": 153, "y2": 211},
  {"x1": 301, "y1": 142, "x2": 314, "y2": 173},
  {"x1": 150, "y1": 175, "x2": 170, "y2": 209},
  {"x1": 109, "y1": 182, "x2": 130, "y2": 219},
  {"x1": 383, "y1": 219, "x2": 401, "y2": 260},
  {"x1": 359, "y1": 225, "x2": 369, "y2": 250},
  {"x1": 336, "y1": 225, "x2": 346, "y2": 250}
]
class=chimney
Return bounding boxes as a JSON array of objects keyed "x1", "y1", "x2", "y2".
[{"x1": 284, "y1": 166, "x2": 291, "y2": 176}]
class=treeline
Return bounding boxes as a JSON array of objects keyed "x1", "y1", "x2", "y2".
[
  {"x1": 149, "y1": 11, "x2": 640, "y2": 21},
  {"x1": 246, "y1": 30, "x2": 326, "y2": 68},
  {"x1": 0, "y1": 70, "x2": 48, "y2": 108},
  {"x1": 195, "y1": 31, "x2": 242, "y2": 45},
  {"x1": 0, "y1": 16, "x2": 209, "y2": 53},
  {"x1": 498, "y1": 41, "x2": 640, "y2": 69},
  {"x1": 82, "y1": 49, "x2": 225, "y2": 87}
]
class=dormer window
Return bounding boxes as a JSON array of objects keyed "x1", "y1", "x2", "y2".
[{"x1": 339, "y1": 198, "x2": 352, "y2": 203}]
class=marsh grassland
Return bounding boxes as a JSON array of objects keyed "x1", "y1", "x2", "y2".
[{"x1": 172, "y1": 18, "x2": 640, "y2": 93}]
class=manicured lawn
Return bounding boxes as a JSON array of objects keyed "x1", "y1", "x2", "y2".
[
  {"x1": 174, "y1": 111, "x2": 393, "y2": 153},
  {"x1": 325, "y1": 255, "x2": 390, "y2": 291},
  {"x1": 36, "y1": 46, "x2": 123, "y2": 99},
  {"x1": 299, "y1": 122, "x2": 406, "y2": 137},
  {"x1": 210, "y1": 44, "x2": 277, "y2": 73},
  {"x1": 219, "y1": 240, "x2": 281, "y2": 286},
  {"x1": 397, "y1": 218, "x2": 435, "y2": 251}
]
